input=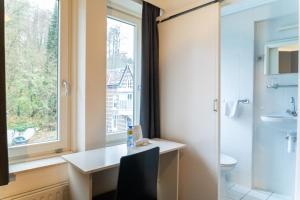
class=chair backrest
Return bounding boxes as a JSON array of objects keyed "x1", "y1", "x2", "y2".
[{"x1": 116, "y1": 147, "x2": 160, "y2": 200}]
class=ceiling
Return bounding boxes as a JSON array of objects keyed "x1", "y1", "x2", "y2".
[
  {"x1": 145, "y1": 0, "x2": 211, "y2": 11},
  {"x1": 109, "y1": 0, "x2": 142, "y2": 15},
  {"x1": 163, "y1": 0, "x2": 211, "y2": 11},
  {"x1": 144, "y1": 0, "x2": 168, "y2": 9},
  {"x1": 138, "y1": 0, "x2": 282, "y2": 17}
]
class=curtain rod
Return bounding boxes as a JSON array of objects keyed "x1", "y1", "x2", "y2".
[{"x1": 158, "y1": 0, "x2": 221, "y2": 23}]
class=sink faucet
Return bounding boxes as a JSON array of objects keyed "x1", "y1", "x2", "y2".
[{"x1": 286, "y1": 97, "x2": 297, "y2": 117}]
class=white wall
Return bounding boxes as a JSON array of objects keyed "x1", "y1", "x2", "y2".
[
  {"x1": 254, "y1": 14, "x2": 298, "y2": 195},
  {"x1": 221, "y1": 0, "x2": 298, "y2": 194},
  {"x1": 0, "y1": 164, "x2": 68, "y2": 199},
  {"x1": 73, "y1": 0, "x2": 107, "y2": 151},
  {"x1": 159, "y1": 3, "x2": 220, "y2": 200}
]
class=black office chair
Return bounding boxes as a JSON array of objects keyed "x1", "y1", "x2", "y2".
[{"x1": 93, "y1": 147, "x2": 160, "y2": 200}]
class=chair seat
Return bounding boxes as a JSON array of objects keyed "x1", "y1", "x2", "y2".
[{"x1": 93, "y1": 190, "x2": 117, "y2": 200}]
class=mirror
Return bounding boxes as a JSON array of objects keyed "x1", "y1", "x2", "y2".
[{"x1": 264, "y1": 38, "x2": 299, "y2": 75}]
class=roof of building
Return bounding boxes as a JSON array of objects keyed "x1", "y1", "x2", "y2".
[{"x1": 107, "y1": 65, "x2": 133, "y2": 88}]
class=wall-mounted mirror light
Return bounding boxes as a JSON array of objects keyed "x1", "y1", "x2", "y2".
[{"x1": 264, "y1": 38, "x2": 298, "y2": 75}]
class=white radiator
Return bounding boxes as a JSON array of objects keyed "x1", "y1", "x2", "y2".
[{"x1": 3, "y1": 182, "x2": 69, "y2": 200}]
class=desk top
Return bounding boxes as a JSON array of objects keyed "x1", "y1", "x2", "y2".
[{"x1": 62, "y1": 139, "x2": 186, "y2": 174}]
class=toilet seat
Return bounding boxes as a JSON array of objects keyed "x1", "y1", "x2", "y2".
[{"x1": 220, "y1": 153, "x2": 237, "y2": 167}]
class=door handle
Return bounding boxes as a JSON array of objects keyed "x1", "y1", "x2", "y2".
[{"x1": 62, "y1": 80, "x2": 70, "y2": 97}]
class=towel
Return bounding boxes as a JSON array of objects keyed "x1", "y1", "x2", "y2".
[{"x1": 223, "y1": 100, "x2": 239, "y2": 118}]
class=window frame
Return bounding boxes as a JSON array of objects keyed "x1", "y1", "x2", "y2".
[
  {"x1": 8, "y1": 0, "x2": 71, "y2": 160},
  {"x1": 106, "y1": 7, "x2": 141, "y2": 146}
]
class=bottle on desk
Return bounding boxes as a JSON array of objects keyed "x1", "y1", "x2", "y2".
[{"x1": 127, "y1": 125, "x2": 134, "y2": 148}]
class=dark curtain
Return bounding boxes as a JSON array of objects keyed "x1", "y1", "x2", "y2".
[
  {"x1": 0, "y1": 0, "x2": 9, "y2": 186},
  {"x1": 140, "y1": 2, "x2": 160, "y2": 139}
]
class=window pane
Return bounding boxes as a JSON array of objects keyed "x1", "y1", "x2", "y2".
[
  {"x1": 106, "y1": 17, "x2": 135, "y2": 135},
  {"x1": 5, "y1": 0, "x2": 59, "y2": 147}
]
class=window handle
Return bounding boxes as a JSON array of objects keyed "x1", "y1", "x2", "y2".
[
  {"x1": 213, "y1": 99, "x2": 218, "y2": 112},
  {"x1": 62, "y1": 80, "x2": 70, "y2": 96},
  {"x1": 137, "y1": 84, "x2": 142, "y2": 91}
]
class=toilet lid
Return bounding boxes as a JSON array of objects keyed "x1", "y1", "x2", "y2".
[{"x1": 221, "y1": 154, "x2": 237, "y2": 166}]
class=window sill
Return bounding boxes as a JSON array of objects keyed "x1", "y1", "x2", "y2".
[{"x1": 9, "y1": 156, "x2": 67, "y2": 175}]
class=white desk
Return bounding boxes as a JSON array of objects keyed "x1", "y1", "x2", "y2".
[{"x1": 63, "y1": 139, "x2": 185, "y2": 200}]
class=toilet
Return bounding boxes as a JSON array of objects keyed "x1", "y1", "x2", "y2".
[
  {"x1": 220, "y1": 153, "x2": 237, "y2": 172},
  {"x1": 220, "y1": 153, "x2": 237, "y2": 194}
]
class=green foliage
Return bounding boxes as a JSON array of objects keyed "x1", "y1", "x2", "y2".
[
  {"x1": 5, "y1": 0, "x2": 58, "y2": 132},
  {"x1": 13, "y1": 122, "x2": 34, "y2": 132},
  {"x1": 47, "y1": 1, "x2": 59, "y2": 62}
]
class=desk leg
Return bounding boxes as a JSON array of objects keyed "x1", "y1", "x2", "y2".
[
  {"x1": 158, "y1": 150, "x2": 180, "y2": 200},
  {"x1": 68, "y1": 164, "x2": 92, "y2": 200}
]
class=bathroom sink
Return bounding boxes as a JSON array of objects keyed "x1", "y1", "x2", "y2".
[{"x1": 261, "y1": 115, "x2": 297, "y2": 129}]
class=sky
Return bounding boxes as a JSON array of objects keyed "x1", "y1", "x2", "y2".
[
  {"x1": 5, "y1": 0, "x2": 55, "y2": 22},
  {"x1": 30, "y1": 0, "x2": 55, "y2": 10},
  {"x1": 107, "y1": 17, "x2": 135, "y2": 59},
  {"x1": 26, "y1": 1, "x2": 136, "y2": 59}
]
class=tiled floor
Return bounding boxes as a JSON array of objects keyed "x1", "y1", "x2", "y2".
[{"x1": 222, "y1": 184, "x2": 292, "y2": 200}]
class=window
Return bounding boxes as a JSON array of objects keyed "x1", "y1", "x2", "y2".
[
  {"x1": 106, "y1": 8, "x2": 141, "y2": 144},
  {"x1": 112, "y1": 115, "x2": 117, "y2": 130},
  {"x1": 113, "y1": 95, "x2": 119, "y2": 109},
  {"x1": 5, "y1": 0, "x2": 70, "y2": 158},
  {"x1": 127, "y1": 79, "x2": 133, "y2": 89}
]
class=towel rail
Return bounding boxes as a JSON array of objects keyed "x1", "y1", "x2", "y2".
[
  {"x1": 267, "y1": 83, "x2": 298, "y2": 89},
  {"x1": 238, "y1": 99, "x2": 250, "y2": 104}
]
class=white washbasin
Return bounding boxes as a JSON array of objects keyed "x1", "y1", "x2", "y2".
[{"x1": 261, "y1": 115, "x2": 297, "y2": 130}]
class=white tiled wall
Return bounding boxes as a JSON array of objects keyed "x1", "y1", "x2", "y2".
[{"x1": 253, "y1": 15, "x2": 298, "y2": 195}]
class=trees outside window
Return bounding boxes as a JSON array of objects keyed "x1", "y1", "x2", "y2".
[{"x1": 5, "y1": 0, "x2": 69, "y2": 155}]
